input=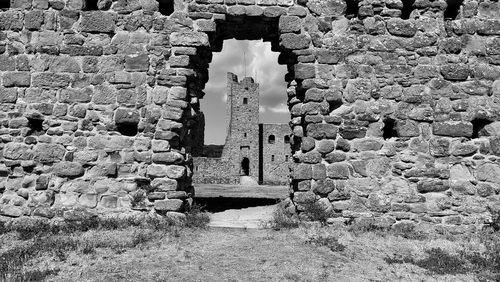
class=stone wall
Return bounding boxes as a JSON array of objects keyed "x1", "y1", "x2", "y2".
[
  {"x1": 261, "y1": 123, "x2": 290, "y2": 185},
  {"x1": 0, "y1": 0, "x2": 499, "y2": 231}
]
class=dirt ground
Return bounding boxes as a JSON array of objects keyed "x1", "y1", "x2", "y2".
[{"x1": 36, "y1": 226, "x2": 481, "y2": 282}]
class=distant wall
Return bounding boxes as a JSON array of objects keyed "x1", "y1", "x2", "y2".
[{"x1": 262, "y1": 124, "x2": 291, "y2": 185}]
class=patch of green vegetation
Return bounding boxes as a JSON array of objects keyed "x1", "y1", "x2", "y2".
[
  {"x1": 385, "y1": 231, "x2": 500, "y2": 280},
  {"x1": 305, "y1": 235, "x2": 346, "y2": 252},
  {"x1": 268, "y1": 202, "x2": 300, "y2": 230},
  {"x1": 0, "y1": 208, "x2": 211, "y2": 280}
]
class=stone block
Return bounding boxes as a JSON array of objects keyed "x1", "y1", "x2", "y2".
[
  {"x1": 293, "y1": 163, "x2": 312, "y2": 180},
  {"x1": 80, "y1": 11, "x2": 115, "y2": 33},
  {"x1": 53, "y1": 162, "x2": 84, "y2": 177},
  {"x1": 306, "y1": 0, "x2": 345, "y2": 16},
  {"x1": 114, "y1": 108, "x2": 140, "y2": 124},
  {"x1": 3, "y1": 72, "x2": 31, "y2": 87},
  {"x1": 476, "y1": 162, "x2": 500, "y2": 183},
  {"x1": 279, "y1": 16, "x2": 301, "y2": 33},
  {"x1": 170, "y1": 32, "x2": 209, "y2": 46},
  {"x1": 152, "y1": 152, "x2": 184, "y2": 164},
  {"x1": 32, "y1": 73, "x2": 71, "y2": 88},
  {"x1": 25, "y1": 10, "x2": 44, "y2": 30},
  {"x1": 154, "y1": 199, "x2": 184, "y2": 212},
  {"x1": 312, "y1": 178, "x2": 335, "y2": 194},
  {"x1": 79, "y1": 193, "x2": 98, "y2": 208},
  {"x1": 61, "y1": 45, "x2": 103, "y2": 56},
  {"x1": 280, "y1": 33, "x2": 310, "y2": 50},
  {"x1": 429, "y1": 137, "x2": 450, "y2": 157},
  {"x1": 306, "y1": 123, "x2": 337, "y2": 139},
  {"x1": 387, "y1": 18, "x2": 417, "y2": 37},
  {"x1": 326, "y1": 163, "x2": 349, "y2": 179},
  {"x1": 33, "y1": 143, "x2": 65, "y2": 163},
  {"x1": 317, "y1": 139, "x2": 335, "y2": 154},
  {"x1": 99, "y1": 195, "x2": 118, "y2": 209},
  {"x1": 294, "y1": 64, "x2": 315, "y2": 79},
  {"x1": 433, "y1": 121, "x2": 473, "y2": 137},
  {"x1": 151, "y1": 177, "x2": 177, "y2": 191},
  {"x1": 440, "y1": 64, "x2": 470, "y2": 81},
  {"x1": 0, "y1": 87, "x2": 18, "y2": 103},
  {"x1": 480, "y1": 122, "x2": 500, "y2": 136},
  {"x1": 0, "y1": 205, "x2": 24, "y2": 217},
  {"x1": 352, "y1": 138, "x2": 383, "y2": 151},
  {"x1": 125, "y1": 53, "x2": 149, "y2": 71},
  {"x1": 3, "y1": 142, "x2": 31, "y2": 160},
  {"x1": 417, "y1": 179, "x2": 449, "y2": 193}
]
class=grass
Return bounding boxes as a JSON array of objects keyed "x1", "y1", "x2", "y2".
[{"x1": 0, "y1": 208, "x2": 210, "y2": 281}]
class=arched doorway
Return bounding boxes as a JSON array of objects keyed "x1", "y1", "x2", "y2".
[{"x1": 241, "y1": 158, "x2": 250, "y2": 176}]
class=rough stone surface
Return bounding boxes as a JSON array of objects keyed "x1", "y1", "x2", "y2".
[{"x1": 0, "y1": 1, "x2": 497, "y2": 231}]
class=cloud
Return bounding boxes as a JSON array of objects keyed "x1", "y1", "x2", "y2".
[{"x1": 268, "y1": 103, "x2": 288, "y2": 113}]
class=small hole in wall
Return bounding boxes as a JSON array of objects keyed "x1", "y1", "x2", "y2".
[
  {"x1": 243, "y1": 98, "x2": 248, "y2": 104},
  {"x1": 83, "y1": 0, "x2": 99, "y2": 11},
  {"x1": 345, "y1": 0, "x2": 359, "y2": 18},
  {"x1": 0, "y1": 1, "x2": 9, "y2": 9},
  {"x1": 444, "y1": 0, "x2": 464, "y2": 20},
  {"x1": 28, "y1": 118, "x2": 45, "y2": 136},
  {"x1": 116, "y1": 122, "x2": 138, "y2": 136},
  {"x1": 401, "y1": 0, "x2": 416, "y2": 19},
  {"x1": 157, "y1": 0, "x2": 174, "y2": 16},
  {"x1": 284, "y1": 135, "x2": 290, "y2": 144},
  {"x1": 383, "y1": 117, "x2": 398, "y2": 139},
  {"x1": 471, "y1": 118, "x2": 493, "y2": 138},
  {"x1": 271, "y1": 155, "x2": 275, "y2": 162},
  {"x1": 268, "y1": 135, "x2": 275, "y2": 144}
]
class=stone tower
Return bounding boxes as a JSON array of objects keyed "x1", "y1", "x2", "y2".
[{"x1": 222, "y1": 73, "x2": 260, "y2": 184}]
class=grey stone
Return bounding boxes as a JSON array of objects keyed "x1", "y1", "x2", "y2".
[
  {"x1": 53, "y1": 162, "x2": 84, "y2": 177},
  {"x1": 154, "y1": 199, "x2": 184, "y2": 212},
  {"x1": 433, "y1": 121, "x2": 473, "y2": 137},
  {"x1": 80, "y1": 11, "x2": 115, "y2": 33}
]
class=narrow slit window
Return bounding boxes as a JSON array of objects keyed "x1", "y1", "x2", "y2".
[
  {"x1": 83, "y1": 0, "x2": 99, "y2": 11},
  {"x1": 116, "y1": 122, "x2": 139, "y2": 136},
  {"x1": 444, "y1": 0, "x2": 464, "y2": 20},
  {"x1": 157, "y1": 0, "x2": 174, "y2": 16},
  {"x1": 345, "y1": 0, "x2": 359, "y2": 18},
  {"x1": 284, "y1": 135, "x2": 290, "y2": 144},
  {"x1": 401, "y1": 0, "x2": 415, "y2": 19},
  {"x1": 243, "y1": 98, "x2": 248, "y2": 105},
  {"x1": 285, "y1": 155, "x2": 289, "y2": 162},
  {"x1": 271, "y1": 155, "x2": 275, "y2": 162},
  {"x1": 471, "y1": 118, "x2": 493, "y2": 138},
  {"x1": 28, "y1": 118, "x2": 45, "y2": 136},
  {"x1": 383, "y1": 117, "x2": 398, "y2": 140},
  {"x1": 268, "y1": 135, "x2": 275, "y2": 144},
  {"x1": 244, "y1": 132, "x2": 247, "y2": 138}
]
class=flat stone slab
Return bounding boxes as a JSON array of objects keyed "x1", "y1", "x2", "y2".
[
  {"x1": 208, "y1": 204, "x2": 276, "y2": 229},
  {"x1": 194, "y1": 184, "x2": 288, "y2": 199}
]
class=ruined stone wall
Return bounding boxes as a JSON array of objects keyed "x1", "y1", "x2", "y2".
[
  {"x1": 261, "y1": 123, "x2": 290, "y2": 185},
  {"x1": 0, "y1": 0, "x2": 499, "y2": 231}
]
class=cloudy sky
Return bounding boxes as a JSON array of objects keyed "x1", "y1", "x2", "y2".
[{"x1": 201, "y1": 39, "x2": 289, "y2": 144}]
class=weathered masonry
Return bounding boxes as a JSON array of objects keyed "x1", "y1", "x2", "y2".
[
  {"x1": 191, "y1": 72, "x2": 290, "y2": 185},
  {"x1": 0, "y1": 0, "x2": 499, "y2": 232}
]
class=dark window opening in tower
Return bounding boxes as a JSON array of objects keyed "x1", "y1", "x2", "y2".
[
  {"x1": 271, "y1": 155, "x2": 275, "y2": 162},
  {"x1": 157, "y1": 0, "x2": 174, "y2": 16},
  {"x1": 444, "y1": 0, "x2": 464, "y2": 20},
  {"x1": 241, "y1": 158, "x2": 250, "y2": 176},
  {"x1": 268, "y1": 135, "x2": 275, "y2": 144},
  {"x1": 243, "y1": 98, "x2": 248, "y2": 104},
  {"x1": 383, "y1": 117, "x2": 398, "y2": 140},
  {"x1": 472, "y1": 118, "x2": 493, "y2": 138},
  {"x1": 401, "y1": 0, "x2": 416, "y2": 19},
  {"x1": 285, "y1": 155, "x2": 289, "y2": 162},
  {"x1": 83, "y1": 0, "x2": 99, "y2": 10},
  {"x1": 345, "y1": 0, "x2": 359, "y2": 18},
  {"x1": 116, "y1": 122, "x2": 138, "y2": 136},
  {"x1": 28, "y1": 118, "x2": 45, "y2": 136},
  {"x1": 284, "y1": 135, "x2": 290, "y2": 144}
]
